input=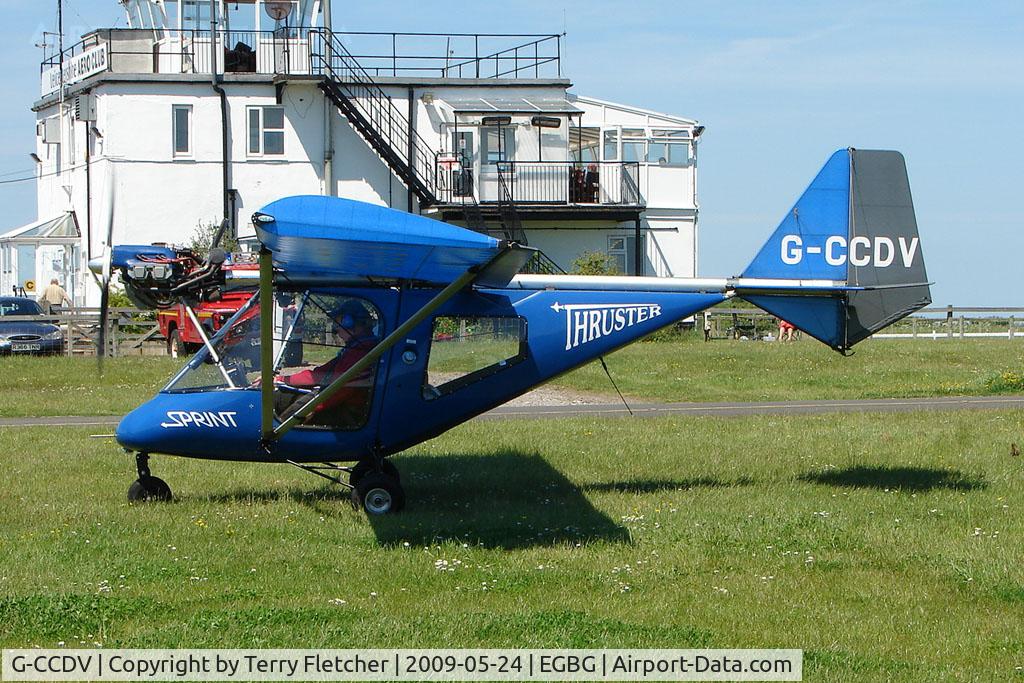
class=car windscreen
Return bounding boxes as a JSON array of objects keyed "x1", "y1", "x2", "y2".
[{"x1": 0, "y1": 300, "x2": 42, "y2": 316}]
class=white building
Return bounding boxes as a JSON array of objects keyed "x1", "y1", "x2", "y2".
[{"x1": 4, "y1": 0, "x2": 703, "y2": 305}]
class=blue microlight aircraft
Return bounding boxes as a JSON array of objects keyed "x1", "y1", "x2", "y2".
[{"x1": 103, "y1": 149, "x2": 930, "y2": 514}]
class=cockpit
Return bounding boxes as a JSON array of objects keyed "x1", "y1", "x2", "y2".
[{"x1": 163, "y1": 288, "x2": 381, "y2": 430}]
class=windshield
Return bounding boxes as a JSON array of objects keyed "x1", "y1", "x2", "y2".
[
  {"x1": 0, "y1": 300, "x2": 42, "y2": 316},
  {"x1": 163, "y1": 292, "x2": 262, "y2": 393},
  {"x1": 163, "y1": 288, "x2": 383, "y2": 430}
]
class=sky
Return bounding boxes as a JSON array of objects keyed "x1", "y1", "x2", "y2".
[{"x1": 1, "y1": 0, "x2": 1021, "y2": 306}]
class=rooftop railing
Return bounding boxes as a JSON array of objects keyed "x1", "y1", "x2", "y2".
[
  {"x1": 39, "y1": 28, "x2": 564, "y2": 86},
  {"x1": 333, "y1": 31, "x2": 563, "y2": 78}
]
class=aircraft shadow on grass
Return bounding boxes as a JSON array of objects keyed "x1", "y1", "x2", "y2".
[
  {"x1": 582, "y1": 476, "x2": 755, "y2": 495},
  {"x1": 797, "y1": 465, "x2": 986, "y2": 492},
  {"x1": 368, "y1": 450, "x2": 631, "y2": 550},
  {"x1": 195, "y1": 451, "x2": 631, "y2": 549}
]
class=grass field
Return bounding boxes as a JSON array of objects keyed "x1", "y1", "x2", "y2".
[
  {"x1": 1, "y1": 338, "x2": 1022, "y2": 418},
  {"x1": 564, "y1": 337, "x2": 1024, "y2": 402},
  {"x1": 1, "y1": 410, "x2": 1022, "y2": 680},
  {"x1": 2, "y1": 337, "x2": 1022, "y2": 680}
]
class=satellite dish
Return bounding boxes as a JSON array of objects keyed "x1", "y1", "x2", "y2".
[{"x1": 263, "y1": 1, "x2": 294, "y2": 21}]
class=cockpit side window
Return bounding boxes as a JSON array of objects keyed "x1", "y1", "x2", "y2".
[{"x1": 422, "y1": 316, "x2": 527, "y2": 399}]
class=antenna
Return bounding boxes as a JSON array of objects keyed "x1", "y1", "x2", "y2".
[
  {"x1": 57, "y1": 0, "x2": 64, "y2": 97},
  {"x1": 35, "y1": 31, "x2": 60, "y2": 52}
]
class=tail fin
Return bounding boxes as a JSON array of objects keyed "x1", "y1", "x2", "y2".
[{"x1": 737, "y1": 148, "x2": 931, "y2": 353}]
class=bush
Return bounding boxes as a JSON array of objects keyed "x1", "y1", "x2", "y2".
[
  {"x1": 985, "y1": 371, "x2": 1024, "y2": 393},
  {"x1": 571, "y1": 251, "x2": 619, "y2": 276}
]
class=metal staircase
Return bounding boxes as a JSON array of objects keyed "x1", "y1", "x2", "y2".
[
  {"x1": 308, "y1": 29, "x2": 549, "y2": 266},
  {"x1": 311, "y1": 30, "x2": 439, "y2": 206},
  {"x1": 521, "y1": 250, "x2": 566, "y2": 275},
  {"x1": 496, "y1": 163, "x2": 528, "y2": 244}
]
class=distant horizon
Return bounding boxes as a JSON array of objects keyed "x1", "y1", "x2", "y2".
[{"x1": 1, "y1": 1, "x2": 1021, "y2": 306}]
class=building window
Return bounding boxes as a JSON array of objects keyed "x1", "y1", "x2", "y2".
[
  {"x1": 621, "y1": 128, "x2": 646, "y2": 163},
  {"x1": 607, "y1": 235, "x2": 633, "y2": 275},
  {"x1": 247, "y1": 106, "x2": 285, "y2": 156},
  {"x1": 603, "y1": 129, "x2": 618, "y2": 161},
  {"x1": 172, "y1": 104, "x2": 192, "y2": 156},
  {"x1": 481, "y1": 126, "x2": 515, "y2": 165},
  {"x1": 648, "y1": 129, "x2": 690, "y2": 166}
]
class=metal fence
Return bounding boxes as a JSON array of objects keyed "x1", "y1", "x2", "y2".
[
  {"x1": 702, "y1": 306, "x2": 1024, "y2": 341},
  {"x1": 435, "y1": 160, "x2": 643, "y2": 206}
]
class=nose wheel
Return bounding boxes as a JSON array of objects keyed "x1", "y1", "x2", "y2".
[{"x1": 127, "y1": 452, "x2": 173, "y2": 502}]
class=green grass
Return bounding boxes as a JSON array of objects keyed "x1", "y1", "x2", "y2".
[
  {"x1": 561, "y1": 336, "x2": 1024, "y2": 402},
  {"x1": 0, "y1": 356, "x2": 182, "y2": 417},
  {"x1": 1, "y1": 338, "x2": 1021, "y2": 418},
  {"x1": 1, "y1": 412, "x2": 1022, "y2": 681}
]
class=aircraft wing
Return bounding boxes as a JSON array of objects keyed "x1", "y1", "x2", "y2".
[{"x1": 253, "y1": 195, "x2": 504, "y2": 284}]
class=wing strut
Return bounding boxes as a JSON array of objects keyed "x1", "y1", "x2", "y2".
[
  {"x1": 261, "y1": 251, "x2": 504, "y2": 442},
  {"x1": 259, "y1": 247, "x2": 275, "y2": 440}
]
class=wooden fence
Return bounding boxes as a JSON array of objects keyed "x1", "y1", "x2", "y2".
[{"x1": 2, "y1": 308, "x2": 164, "y2": 356}]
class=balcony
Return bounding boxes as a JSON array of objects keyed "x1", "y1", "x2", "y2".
[
  {"x1": 39, "y1": 28, "x2": 565, "y2": 97},
  {"x1": 434, "y1": 160, "x2": 644, "y2": 220}
]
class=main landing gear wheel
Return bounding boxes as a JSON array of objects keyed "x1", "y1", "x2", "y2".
[
  {"x1": 127, "y1": 452, "x2": 173, "y2": 502},
  {"x1": 351, "y1": 472, "x2": 405, "y2": 515},
  {"x1": 128, "y1": 476, "x2": 173, "y2": 502},
  {"x1": 349, "y1": 459, "x2": 400, "y2": 488}
]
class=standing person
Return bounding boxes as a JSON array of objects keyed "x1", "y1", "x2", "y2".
[
  {"x1": 40, "y1": 278, "x2": 72, "y2": 313},
  {"x1": 703, "y1": 312, "x2": 712, "y2": 342},
  {"x1": 584, "y1": 163, "x2": 600, "y2": 203}
]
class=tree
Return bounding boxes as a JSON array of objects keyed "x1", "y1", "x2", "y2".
[{"x1": 186, "y1": 220, "x2": 238, "y2": 255}]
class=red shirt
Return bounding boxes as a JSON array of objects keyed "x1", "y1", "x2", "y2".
[{"x1": 282, "y1": 336, "x2": 377, "y2": 417}]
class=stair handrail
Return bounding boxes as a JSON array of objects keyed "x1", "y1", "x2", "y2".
[
  {"x1": 495, "y1": 162, "x2": 527, "y2": 244},
  {"x1": 310, "y1": 28, "x2": 439, "y2": 203}
]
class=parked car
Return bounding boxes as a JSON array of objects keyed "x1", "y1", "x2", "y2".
[{"x1": 0, "y1": 297, "x2": 64, "y2": 355}]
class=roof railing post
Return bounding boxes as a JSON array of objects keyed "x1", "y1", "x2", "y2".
[{"x1": 557, "y1": 34, "x2": 561, "y2": 77}]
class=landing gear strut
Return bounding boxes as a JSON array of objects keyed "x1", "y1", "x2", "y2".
[
  {"x1": 127, "y1": 452, "x2": 173, "y2": 502},
  {"x1": 286, "y1": 455, "x2": 405, "y2": 515}
]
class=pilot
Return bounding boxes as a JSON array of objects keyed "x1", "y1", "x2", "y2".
[{"x1": 275, "y1": 300, "x2": 379, "y2": 426}]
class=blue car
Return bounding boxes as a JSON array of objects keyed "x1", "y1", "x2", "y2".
[{"x1": 0, "y1": 297, "x2": 64, "y2": 355}]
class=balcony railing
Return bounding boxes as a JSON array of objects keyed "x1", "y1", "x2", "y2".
[
  {"x1": 436, "y1": 161, "x2": 643, "y2": 208},
  {"x1": 39, "y1": 28, "x2": 563, "y2": 93}
]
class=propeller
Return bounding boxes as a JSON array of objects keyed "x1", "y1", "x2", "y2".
[{"x1": 87, "y1": 165, "x2": 116, "y2": 373}]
